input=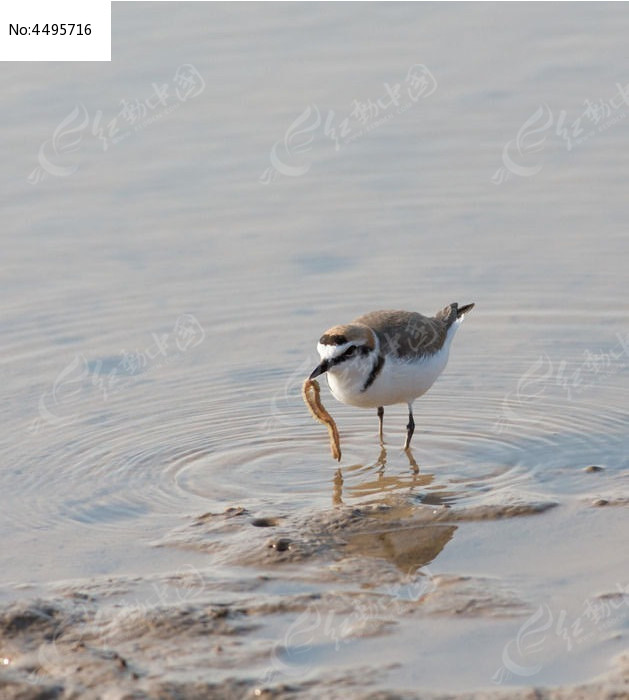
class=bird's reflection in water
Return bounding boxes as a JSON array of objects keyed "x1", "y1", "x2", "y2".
[
  {"x1": 332, "y1": 445, "x2": 432, "y2": 505},
  {"x1": 346, "y1": 521, "x2": 456, "y2": 573},
  {"x1": 331, "y1": 446, "x2": 457, "y2": 572}
]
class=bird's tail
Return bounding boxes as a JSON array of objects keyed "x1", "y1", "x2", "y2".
[
  {"x1": 435, "y1": 302, "x2": 475, "y2": 325},
  {"x1": 456, "y1": 302, "x2": 475, "y2": 318}
]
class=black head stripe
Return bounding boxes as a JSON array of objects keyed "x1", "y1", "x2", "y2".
[
  {"x1": 329, "y1": 344, "x2": 358, "y2": 368},
  {"x1": 324, "y1": 343, "x2": 374, "y2": 372}
]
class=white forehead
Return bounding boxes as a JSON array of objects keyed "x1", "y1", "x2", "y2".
[{"x1": 317, "y1": 340, "x2": 355, "y2": 360}]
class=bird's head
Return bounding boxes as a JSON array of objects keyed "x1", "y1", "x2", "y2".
[{"x1": 309, "y1": 323, "x2": 376, "y2": 380}]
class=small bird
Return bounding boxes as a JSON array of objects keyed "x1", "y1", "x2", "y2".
[{"x1": 309, "y1": 302, "x2": 474, "y2": 449}]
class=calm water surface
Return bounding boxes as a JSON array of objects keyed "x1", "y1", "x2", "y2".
[{"x1": 1, "y1": 3, "x2": 628, "y2": 695}]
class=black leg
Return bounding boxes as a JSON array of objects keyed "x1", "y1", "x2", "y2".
[
  {"x1": 404, "y1": 404, "x2": 415, "y2": 450},
  {"x1": 377, "y1": 406, "x2": 384, "y2": 443}
]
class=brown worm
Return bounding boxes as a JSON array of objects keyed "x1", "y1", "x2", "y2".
[{"x1": 302, "y1": 378, "x2": 341, "y2": 462}]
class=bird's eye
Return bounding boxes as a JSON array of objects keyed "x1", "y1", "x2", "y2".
[{"x1": 345, "y1": 345, "x2": 357, "y2": 356}]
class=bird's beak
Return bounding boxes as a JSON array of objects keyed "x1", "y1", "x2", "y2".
[{"x1": 309, "y1": 359, "x2": 329, "y2": 380}]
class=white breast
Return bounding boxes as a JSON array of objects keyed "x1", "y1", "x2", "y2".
[{"x1": 326, "y1": 319, "x2": 461, "y2": 408}]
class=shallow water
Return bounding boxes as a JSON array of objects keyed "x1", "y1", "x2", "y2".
[{"x1": 1, "y1": 3, "x2": 628, "y2": 697}]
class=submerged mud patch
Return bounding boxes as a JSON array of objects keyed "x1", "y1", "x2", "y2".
[
  {"x1": 1, "y1": 492, "x2": 627, "y2": 699},
  {"x1": 1, "y1": 593, "x2": 628, "y2": 700},
  {"x1": 159, "y1": 494, "x2": 559, "y2": 577},
  {"x1": 420, "y1": 575, "x2": 530, "y2": 618}
]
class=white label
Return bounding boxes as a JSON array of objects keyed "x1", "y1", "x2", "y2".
[{"x1": 1, "y1": 0, "x2": 110, "y2": 62}]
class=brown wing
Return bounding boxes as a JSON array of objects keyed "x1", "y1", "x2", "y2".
[{"x1": 353, "y1": 309, "x2": 449, "y2": 359}]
